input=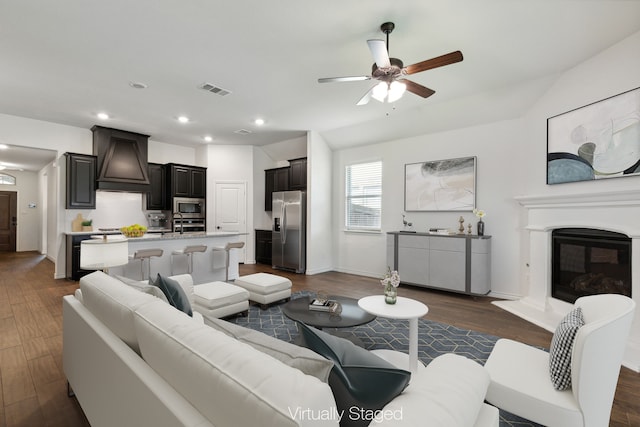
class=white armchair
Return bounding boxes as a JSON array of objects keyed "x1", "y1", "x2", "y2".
[{"x1": 484, "y1": 294, "x2": 635, "y2": 427}]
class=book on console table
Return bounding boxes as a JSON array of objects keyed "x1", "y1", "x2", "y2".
[
  {"x1": 309, "y1": 299, "x2": 338, "y2": 312},
  {"x1": 429, "y1": 228, "x2": 452, "y2": 235}
]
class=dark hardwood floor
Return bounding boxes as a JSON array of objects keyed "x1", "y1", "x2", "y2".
[{"x1": 0, "y1": 252, "x2": 638, "y2": 426}]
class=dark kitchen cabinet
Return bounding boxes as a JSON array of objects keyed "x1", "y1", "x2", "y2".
[
  {"x1": 146, "y1": 163, "x2": 167, "y2": 210},
  {"x1": 170, "y1": 164, "x2": 190, "y2": 197},
  {"x1": 288, "y1": 157, "x2": 307, "y2": 190},
  {"x1": 66, "y1": 234, "x2": 96, "y2": 280},
  {"x1": 264, "y1": 169, "x2": 275, "y2": 211},
  {"x1": 167, "y1": 163, "x2": 207, "y2": 198},
  {"x1": 190, "y1": 167, "x2": 207, "y2": 198},
  {"x1": 65, "y1": 153, "x2": 97, "y2": 209},
  {"x1": 255, "y1": 229, "x2": 273, "y2": 265},
  {"x1": 264, "y1": 167, "x2": 289, "y2": 211},
  {"x1": 274, "y1": 167, "x2": 289, "y2": 191}
]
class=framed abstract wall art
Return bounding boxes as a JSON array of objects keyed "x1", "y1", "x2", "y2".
[
  {"x1": 547, "y1": 86, "x2": 640, "y2": 184},
  {"x1": 404, "y1": 156, "x2": 476, "y2": 211}
]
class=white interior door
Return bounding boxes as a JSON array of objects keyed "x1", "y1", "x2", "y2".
[{"x1": 215, "y1": 181, "x2": 247, "y2": 262}]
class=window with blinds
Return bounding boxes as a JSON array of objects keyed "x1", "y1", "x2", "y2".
[{"x1": 345, "y1": 161, "x2": 382, "y2": 231}]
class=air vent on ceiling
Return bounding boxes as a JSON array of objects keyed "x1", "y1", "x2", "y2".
[
  {"x1": 199, "y1": 82, "x2": 232, "y2": 96},
  {"x1": 234, "y1": 129, "x2": 252, "y2": 135}
]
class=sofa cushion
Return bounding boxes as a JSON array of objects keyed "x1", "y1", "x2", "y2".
[
  {"x1": 296, "y1": 321, "x2": 410, "y2": 425},
  {"x1": 206, "y1": 317, "x2": 333, "y2": 382},
  {"x1": 372, "y1": 353, "x2": 491, "y2": 426},
  {"x1": 150, "y1": 274, "x2": 193, "y2": 317},
  {"x1": 549, "y1": 306, "x2": 585, "y2": 390},
  {"x1": 116, "y1": 275, "x2": 169, "y2": 303},
  {"x1": 133, "y1": 301, "x2": 338, "y2": 427},
  {"x1": 79, "y1": 271, "x2": 159, "y2": 354}
]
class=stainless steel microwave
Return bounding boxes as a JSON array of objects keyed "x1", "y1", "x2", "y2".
[{"x1": 173, "y1": 197, "x2": 205, "y2": 218}]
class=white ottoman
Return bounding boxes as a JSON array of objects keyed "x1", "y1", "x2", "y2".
[
  {"x1": 234, "y1": 273, "x2": 292, "y2": 309},
  {"x1": 193, "y1": 281, "x2": 249, "y2": 322}
]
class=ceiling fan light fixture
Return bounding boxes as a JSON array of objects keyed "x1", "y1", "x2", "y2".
[
  {"x1": 372, "y1": 82, "x2": 388, "y2": 102},
  {"x1": 387, "y1": 81, "x2": 406, "y2": 103}
]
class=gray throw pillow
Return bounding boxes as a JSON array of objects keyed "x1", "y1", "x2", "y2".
[
  {"x1": 549, "y1": 306, "x2": 585, "y2": 390},
  {"x1": 206, "y1": 317, "x2": 334, "y2": 382},
  {"x1": 150, "y1": 274, "x2": 193, "y2": 317}
]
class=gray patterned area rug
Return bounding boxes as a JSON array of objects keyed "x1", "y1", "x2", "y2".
[{"x1": 229, "y1": 291, "x2": 543, "y2": 427}]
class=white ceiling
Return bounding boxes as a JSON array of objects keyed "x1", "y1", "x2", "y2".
[{"x1": 1, "y1": 1, "x2": 639, "y2": 170}]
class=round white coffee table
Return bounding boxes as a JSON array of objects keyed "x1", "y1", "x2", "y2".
[{"x1": 358, "y1": 295, "x2": 428, "y2": 375}]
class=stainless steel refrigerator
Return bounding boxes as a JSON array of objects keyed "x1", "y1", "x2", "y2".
[{"x1": 272, "y1": 190, "x2": 306, "y2": 273}]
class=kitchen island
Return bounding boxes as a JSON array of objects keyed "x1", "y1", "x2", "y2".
[{"x1": 65, "y1": 231, "x2": 242, "y2": 283}]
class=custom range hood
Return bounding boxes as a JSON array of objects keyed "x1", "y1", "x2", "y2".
[{"x1": 92, "y1": 125, "x2": 151, "y2": 192}]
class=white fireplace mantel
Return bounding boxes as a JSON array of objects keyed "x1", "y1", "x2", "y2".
[
  {"x1": 514, "y1": 189, "x2": 640, "y2": 209},
  {"x1": 494, "y1": 189, "x2": 640, "y2": 372}
]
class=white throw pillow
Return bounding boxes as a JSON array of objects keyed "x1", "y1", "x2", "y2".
[
  {"x1": 116, "y1": 275, "x2": 169, "y2": 303},
  {"x1": 207, "y1": 317, "x2": 334, "y2": 382}
]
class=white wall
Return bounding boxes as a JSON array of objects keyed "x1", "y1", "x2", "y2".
[
  {"x1": 331, "y1": 29, "x2": 640, "y2": 298},
  {"x1": 260, "y1": 136, "x2": 307, "y2": 164},
  {"x1": 332, "y1": 119, "x2": 524, "y2": 296},
  {"x1": 306, "y1": 131, "x2": 333, "y2": 275},
  {"x1": 0, "y1": 170, "x2": 40, "y2": 251},
  {"x1": 149, "y1": 140, "x2": 196, "y2": 165},
  {"x1": 0, "y1": 115, "x2": 88, "y2": 276},
  {"x1": 205, "y1": 145, "x2": 255, "y2": 262},
  {"x1": 514, "y1": 30, "x2": 640, "y2": 296}
]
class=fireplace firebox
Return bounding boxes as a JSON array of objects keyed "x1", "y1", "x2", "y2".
[{"x1": 551, "y1": 228, "x2": 631, "y2": 304}]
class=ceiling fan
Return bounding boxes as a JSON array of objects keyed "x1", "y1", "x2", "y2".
[{"x1": 318, "y1": 22, "x2": 463, "y2": 105}]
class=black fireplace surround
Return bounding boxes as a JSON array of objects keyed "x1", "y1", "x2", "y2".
[{"x1": 552, "y1": 228, "x2": 632, "y2": 304}]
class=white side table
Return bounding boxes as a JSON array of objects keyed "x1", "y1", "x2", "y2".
[{"x1": 358, "y1": 295, "x2": 428, "y2": 375}]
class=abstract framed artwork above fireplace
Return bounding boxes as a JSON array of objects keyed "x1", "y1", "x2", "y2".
[
  {"x1": 494, "y1": 189, "x2": 640, "y2": 372},
  {"x1": 546, "y1": 86, "x2": 640, "y2": 185}
]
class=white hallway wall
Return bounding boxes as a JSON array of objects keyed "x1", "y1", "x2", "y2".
[
  {"x1": 0, "y1": 170, "x2": 41, "y2": 251},
  {"x1": 332, "y1": 29, "x2": 640, "y2": 298}
]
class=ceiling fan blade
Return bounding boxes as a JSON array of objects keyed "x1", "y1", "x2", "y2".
[
  {"x1": 318, "y1": 76, "x2": 371, "y2": 83},
  {"x1": 367, "y1": 39, "x2": 391, "y2": 68},
  {"x1": 356, "y1": 86, "x2": 376, "y2": 106},
  {"x1": 405, "y1": 50, "x2": 463, "y2": 75},
  {"x1": 402, "y1": 79, "x2": 436, "y2": 98}
]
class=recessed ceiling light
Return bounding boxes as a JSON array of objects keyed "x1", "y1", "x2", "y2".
[
  {"x1": 178, "y1": 116, "x2": 190, "y2": 124},
  {"x1": 0, "y1": 144, "x2": 8, "y2": 150},
  {"x1": 254, "y1": 118, "x2": 265, "y2": 126},
  {"x1": 129, "y1": 81, "x2": 148, "y2": 89},
  {"x1": 97, "y1": 112, "x2": 109, "y2": 120},
  {"x1": 204, "y1": 136, "x2": 213, "y2": 142}
]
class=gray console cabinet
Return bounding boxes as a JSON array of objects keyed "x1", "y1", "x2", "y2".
[{"x1": 387, "y1": 232, "x2": 491, "y2": 295}]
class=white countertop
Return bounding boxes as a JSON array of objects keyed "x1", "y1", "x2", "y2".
[{"x1": 66, "y1": 231, "x2": 240, "y2": 241}]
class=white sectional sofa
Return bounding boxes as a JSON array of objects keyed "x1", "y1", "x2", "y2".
[{"x1": 63, "y1": 271, "x2": 499, "y2": 427}]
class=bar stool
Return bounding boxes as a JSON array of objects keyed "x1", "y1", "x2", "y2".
[
  {"x1": 129, "y1": 248, "x2": 164, "y2": 280},
  {"x1": 211, "y1": 241, "x2": 245, "y2": 281},
  {"x1": 171, "y1": 244, "x2": 207, "y2": 275}
]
